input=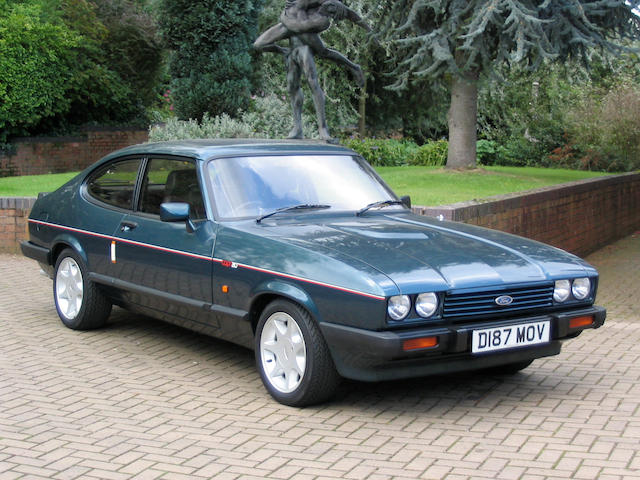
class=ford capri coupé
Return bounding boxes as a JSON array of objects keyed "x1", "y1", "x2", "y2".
[{"x1": 22, "y1": 140, "x2": 606, "y2": 406}]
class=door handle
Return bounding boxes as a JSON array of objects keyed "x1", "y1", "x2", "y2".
[{"x1": 120, "y1": 221, "x2": 138, "y2": 232}]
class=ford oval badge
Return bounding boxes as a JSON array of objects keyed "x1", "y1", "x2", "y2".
[{"x1": 495, "y1": 295, "x2": 514, "y2": 306}]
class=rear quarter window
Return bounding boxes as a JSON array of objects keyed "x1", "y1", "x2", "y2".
[{"x1": 87, "y1": 159, "x2": 142, "y2": 209}]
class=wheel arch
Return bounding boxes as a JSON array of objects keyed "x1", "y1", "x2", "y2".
[
  {"x1": 248, "y1": 280, "x2": 321, "y2": 333},
  {"x1": 50, "y1": 235, "x2": 88, "y2": 267}
]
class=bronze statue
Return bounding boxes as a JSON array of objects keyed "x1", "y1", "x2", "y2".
[{"x1": 254, "y1": 0, "x2": 371, "y2": 141}]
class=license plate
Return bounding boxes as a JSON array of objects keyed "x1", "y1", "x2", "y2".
[{"x1": 472, "y1": 320, "x2": 550, "y2": 354}]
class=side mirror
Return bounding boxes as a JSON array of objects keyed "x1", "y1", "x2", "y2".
[
  {"x1": 160, "y1": 202, "x2": 195, "y2": 232},
  {"x1": 400, "y1": 195, "x2": 411, "y2": 209}
]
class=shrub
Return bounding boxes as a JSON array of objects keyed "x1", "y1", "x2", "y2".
[
  {"x1": 564, "y1": 81, "x2": 640, "y2": 171},
  {"x1": 478, "y1": 63, "x2": 582, "y2": 167},
  {"x1": 0, "y1": 3, "x2": 77, "y2": 142},
  {"x1": 93, "y1": 0, "x2": 164, "y2": 108},
  {"x1": 149, "y1": 113, "x2": 252, "y2": 142},
  {"x1": 0, "y1": 0, "x2": 162, "y2": 143},
  {"x1": 241, "y1": 94, "x2": 319, "y2": 139},
  {"x1": 342, "y1": 138, "x2": 419, "y2": 166},
  {"x1": 476, "y1": 139, "x2": 498, "y2": 165},
  {"x1": 157, "y1": 0, "x2": 261, "y2": 121},
  {"x1": 148, "y1": 94, "x2": 319, "y2": 141},
  {"x1": 408, "y1": 140, "x2": 448, "y2": 166},
  {"x1": 58, "y1": 0, "x2": 149, "y2": 126}
]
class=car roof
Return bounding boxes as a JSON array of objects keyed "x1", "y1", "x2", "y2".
[{"x1": 102, "y1": 139, "x2": 355, "y2": 163}]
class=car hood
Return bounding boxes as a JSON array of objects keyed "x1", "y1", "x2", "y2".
[{"x1": 248, "y1": 212, "x2": 595, "y2": 294}]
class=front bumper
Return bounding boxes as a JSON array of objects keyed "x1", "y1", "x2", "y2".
[{"x1": 320, "y1": 305, "x2": 606, "y2": 381}]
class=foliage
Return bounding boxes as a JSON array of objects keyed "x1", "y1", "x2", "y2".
[
  {"x1": 478, "y1": 62, "x2": 585, "y2": 166},
  {"x1": 342, "y1": 138, "x2": 420, "y2": 166},
  {"x1": 93, "y1": 0, "x2": 165, "y2": 107},
  {"x1": 475, "y1": 139, "x2": 498, "y2": 165},
  {"x1": 563, "y1": 80, "x2": 640, "y2": 171},
  {"x1": 408, "y1": 139, "x2": 448, "y2": 166},
  {"x1": 379, "y1": 0, "x2": 640, "y2": 167},
  {"x1": 343, "y1": 137, "x2": 449, "y2": 167},
  {"x1": 149, "y1": 114, "x2": 255, "y2": 141},
  {"x1": 241, "y1": 94, "x2": 319, "y2": 139},
  {"x1": 57, "y1": 4, "x2": 133, "y2": 127},
  {"x1": 157, "y1": 0, "x2": 262, "y2": 121},
  {"x1": 382, "y1": 0, "x2": 639, "y2": 88},
  {"x1": 478, "y1": 50, "x2": 640, "y2": 171},
  {"x1": 253, "y1": 1, "x2": 405, "y2": 138},
  {"x1": 0, "y1": 2, "x2": 77, "y2": 143},
  {"x1": 148, "y1": 94, "x2": 319, "y2": 141},
  {"x1": 0, "y1": 0, "x2": 164, "y2": 143}
]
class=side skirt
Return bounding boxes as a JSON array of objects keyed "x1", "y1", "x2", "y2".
[{"x1": 90, "y1": 273, "x2": 255, "y2": 349}]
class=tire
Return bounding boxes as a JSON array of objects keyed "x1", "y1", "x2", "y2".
[
  {"x1": 53, "y1": 248, "x2": 112, "y2": 330},
  {"x1": 486, "y1": 359, "x2": 534, "y2": 375},
  {"x1": 255, "y1": 299, "x2": 340, "y2": 407}
]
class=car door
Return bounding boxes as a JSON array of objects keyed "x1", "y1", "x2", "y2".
[
  {"x1": 109, "y1": 157, "x2": 217, "y2": 325},
  {"x1": 83, "y1": 157, "x2": 144, "y2": 277}
]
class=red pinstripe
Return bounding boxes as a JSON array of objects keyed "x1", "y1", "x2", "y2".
[{"x1": 29, "y1": 219, "x2": 386, "y2": 301}]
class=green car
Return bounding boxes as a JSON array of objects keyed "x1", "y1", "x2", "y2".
[{"x1": 21, "y1": 140, "x2": 606, "y2": 406}]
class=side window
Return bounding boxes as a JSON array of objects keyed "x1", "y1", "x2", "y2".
[
  {"x1": 87, "y1": 159, "x2": 142, "y2": 210},
  {"x1": 139, "y1": 158, "x2": 206, "y2": 220}
]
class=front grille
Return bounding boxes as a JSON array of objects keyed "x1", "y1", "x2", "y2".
[{"x1": 443, "y1": 284, "x2": 554, "y2": 320}]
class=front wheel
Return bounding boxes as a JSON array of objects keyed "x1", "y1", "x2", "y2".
[
  {"x1": 255, "y1": 300, "x2": 340, "y2": 407},
  {"x1": 54, "y1": 249, "x2": 112, "y2": 330}
]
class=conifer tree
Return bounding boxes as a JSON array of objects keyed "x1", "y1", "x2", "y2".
[
  {"x1": 157, "y1": 0, "x2": 262, "y2": 120},
  {"x1": 382, "y1": 0, "x2": 640, "y2": 168}
]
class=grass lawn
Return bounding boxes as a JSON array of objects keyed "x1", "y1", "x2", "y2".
[
  {"x1": 0, "y1": 166, "x2": 610, "y2": 206},
  {"x1": 376, "y1": 166, "x2": 609, "y2": 206},
  {"x1": 0, "y1": 172, "x2": 79, "y2": 197}
]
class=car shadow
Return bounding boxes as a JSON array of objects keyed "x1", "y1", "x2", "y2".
[
  {"x1": 332, "y1": 373, "x2": 518, "y2": 410},
  {"x1": 102, "y1": 308, "x2": 548, "y2": 409},
  {"x1": 103, "y1": 307, "x2": 255, "y2": 361}
]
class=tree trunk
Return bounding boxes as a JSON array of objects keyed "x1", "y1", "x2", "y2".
[
  {"x1": 447, "y1": 71, "x2": 479, "y2": 169},
  {"x1": 358, "y1": 77, "x2": 367, "y2": 138}
]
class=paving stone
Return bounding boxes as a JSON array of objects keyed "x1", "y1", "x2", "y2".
[{"x1": 1, "y1": 232, "x2": 639, "y2": 479}]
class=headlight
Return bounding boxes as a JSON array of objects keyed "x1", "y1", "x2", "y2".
[
  {"x1": 416, "y1": 292, "x2": 438, "y2": 318},
  {"x1": 388, "y1": 295, "x2": 411, "y2": 321},
  {"x1": 553, "y1": 279, "x2": 571, "y2": 302},
  {"x1": 572, "y1": 277, "x2": 591, "y2": 300}
]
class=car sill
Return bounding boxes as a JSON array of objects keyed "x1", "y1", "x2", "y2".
[{"x1": 89, "y1": 272, "x2": 234, "y2": 315}]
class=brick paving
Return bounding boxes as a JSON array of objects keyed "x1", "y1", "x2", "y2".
[{"x1": 1, "y1": 233, "x2": 639, "y2": 480}]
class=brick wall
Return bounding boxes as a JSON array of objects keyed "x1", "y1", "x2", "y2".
[
  {"x1": 0, "y1": 128, "x2": 148, "y2": 177},
  {"x1": 414, "y1": 172, "x2": 640, "y2": 257},
  {"x1": 0, "y1": 197, "x2": 36, "y2": 254},
  {"x1": 2, "y1": 173, "x2": 639, "y2": 256}
]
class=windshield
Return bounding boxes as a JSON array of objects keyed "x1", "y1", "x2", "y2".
[{"x1": 207, "y1": 154, "x2": 399, "y2": 219}]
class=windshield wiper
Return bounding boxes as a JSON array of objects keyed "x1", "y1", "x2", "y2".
[
  {"x1": 356, "y1": 200, "x2": 404, "y2": 216},
  {"x1": 256, "y1": 204, "x2": 331, "y2": 223}
]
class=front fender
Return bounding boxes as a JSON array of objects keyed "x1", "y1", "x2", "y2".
[{"x1": 251, "y1": 279, "x2": 321, "y2": 321}]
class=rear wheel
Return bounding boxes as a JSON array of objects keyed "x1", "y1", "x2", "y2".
[
  {"x1": 255, "y1": 299, "x2": 340, "y2": 407},
  {"x1": 54, "y1": 249, "x2": 111, "y2": 330}
]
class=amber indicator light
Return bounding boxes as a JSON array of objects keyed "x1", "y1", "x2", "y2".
[
  {"x1": 569, "y1": 316, "x2": 594, "y2": 329},
  {"x1": 221, "y1": 285, "x2": 229, "y2": 293},
  {"x1": 403, "y1": 336, "x2": 438, "y2": 351}
]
